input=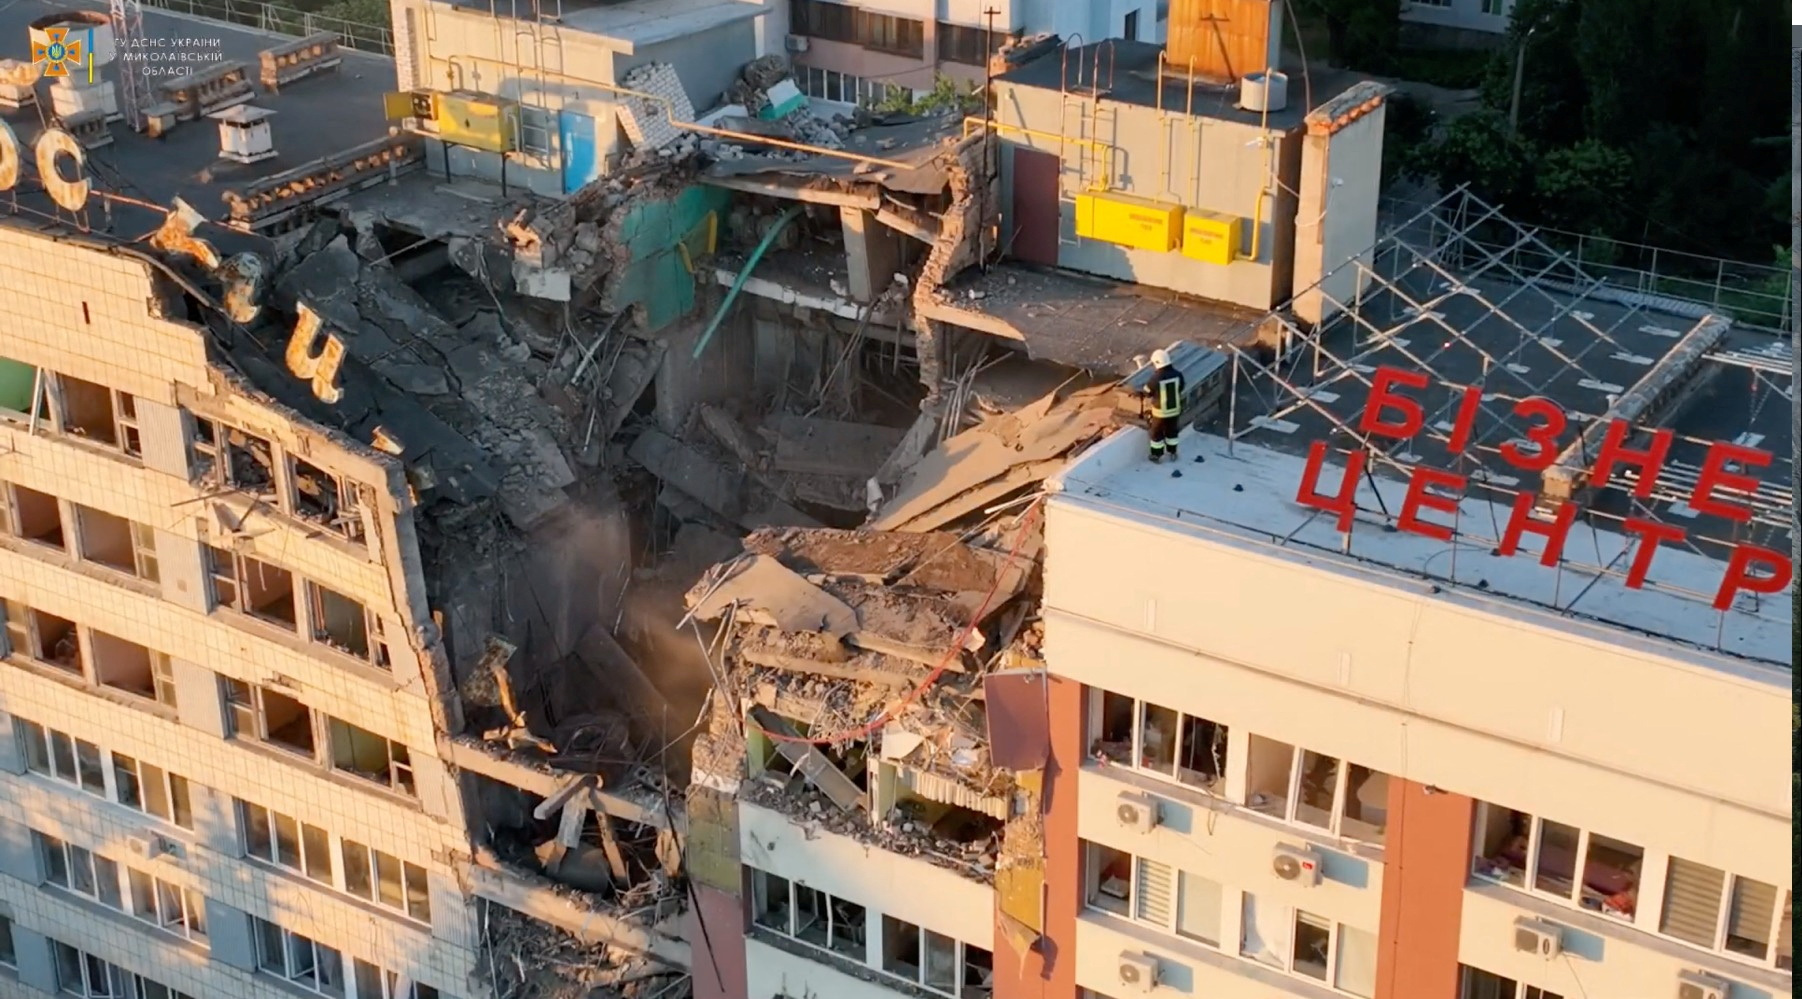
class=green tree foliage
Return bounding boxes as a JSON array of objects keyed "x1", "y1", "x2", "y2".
[
  {"x1": 1419, "y1": 0, "x2": 1787, "y2": 267},
  {"x1": 1295, "y1": 0, "x2": 1402, "y2": 69}
]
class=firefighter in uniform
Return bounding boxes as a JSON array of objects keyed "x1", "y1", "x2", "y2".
[{"x1": 1144, "y1": 348, "x2": 1185, "y2": 463}]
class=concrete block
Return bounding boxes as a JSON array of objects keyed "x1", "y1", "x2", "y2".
[
  {"x1": 206, "y1": 898, "x2": 257, "y2": 970},
  {"x1": 154, "y1": 528, "x2": 211, "y2": 614},
  {"x1": 193, "y1": 784, "x2": 241, "y2": 859},
  {"x1": 0, "y1": 711, "x2": 21, "y2": 774},
  {"x1": 11, "y1": 924, "x2": 57, "y2": 993},
  {"x1": 0, "y1": 817, "x2": 39, "y2": 882},
  {"x1": 134, "y1": 397, "x2": 190, "y2": 477},
  {"x1": 171, "y1": 657, "x2": 227, "y2": 737}
]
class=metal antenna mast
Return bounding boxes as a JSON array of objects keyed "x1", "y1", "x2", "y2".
[{"x1": 110, "y1": 0, "x2": 145, "y2": 132}]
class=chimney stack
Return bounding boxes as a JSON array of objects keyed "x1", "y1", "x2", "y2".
[{"x1": 1163, "y1": 0, "x2": 1282, "y2": 84}]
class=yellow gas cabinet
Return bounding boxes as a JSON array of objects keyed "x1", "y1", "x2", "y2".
[
  {"x1": 1181, "y1": 209, "x2": 1243, "y2": 265},
  {"x1": 1074, "y1": 191, "x2": 1185, "y2": 252}
]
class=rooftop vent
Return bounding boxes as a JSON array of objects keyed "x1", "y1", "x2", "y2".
[{"x1": 1239, "y1": 70, "x2": 1288, "y2": 113}]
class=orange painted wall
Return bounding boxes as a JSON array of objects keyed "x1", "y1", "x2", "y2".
[
  {"x1": 1374, "y1": 779, "x2": 1473, "y2": 999},
  {"x1": 992, "y1": 674, "x2": 1082, "y2": 999}
]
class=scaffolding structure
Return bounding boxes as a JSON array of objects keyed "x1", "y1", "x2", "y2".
[{"x1": 1220, "y1": 187, "x2": 1793, "y2": 618}]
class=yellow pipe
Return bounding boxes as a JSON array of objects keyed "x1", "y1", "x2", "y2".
[
  {"x1": 1248, "y1": 66, "x2": 1275, "y2": 265},
  {"x1": 962, "y1": 116, "x2": 1112, "y2": 189}
]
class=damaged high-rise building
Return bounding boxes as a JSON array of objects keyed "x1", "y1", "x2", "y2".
[{"x1": 0, "y1": 0, "x2": 1785, "y2": 998}]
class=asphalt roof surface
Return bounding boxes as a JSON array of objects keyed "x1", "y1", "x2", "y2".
[{"x1": 0, "y1": 0, "x2": 393, "y2": 226}]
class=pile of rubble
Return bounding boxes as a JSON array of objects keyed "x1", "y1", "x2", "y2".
[{"x1": 683, "y1": 522, "x2": 1045, "y2": 883}]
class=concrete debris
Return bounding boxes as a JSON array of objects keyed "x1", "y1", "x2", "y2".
[
  {"x1": 770, "y1": 414, "x2": 905, "y2": 479},
  {"x1": 618, "y1": 63, "x2": 695, "y2": 152},
  {"x1": 686, "y1": 554, "x2": 860, "y2": 636},
  {"x1": 872, "y1": 387, "x2": 1116, "y2": 532}
]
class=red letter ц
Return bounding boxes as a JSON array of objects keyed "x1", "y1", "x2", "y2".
[{"x1": 1296, "y1": 441, "x2": 1365, "y2": 533}]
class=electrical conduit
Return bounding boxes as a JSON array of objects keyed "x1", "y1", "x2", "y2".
[{"x1": 691, "y1": 203, "x2": 802, "y2": 360}]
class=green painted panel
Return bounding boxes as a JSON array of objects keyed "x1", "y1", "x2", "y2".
[
  {"x1": 614, "y1": 184, "x2": 731, "y2": 332},
  {"x1": 0, "y1": 358, "x2": 41, "y2": 414}
]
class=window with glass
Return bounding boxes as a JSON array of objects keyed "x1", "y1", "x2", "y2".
[
  {"x1": 327, "y1": 719, "x2": 413, "y2": 795},
  {"x1": 1470, "y1": 802, "x2": 1641, "y2": 920},
  {"x1": 1658, "y1": 858, "x2": 1791, "y2": 970},
  {"x1": 342, "y1": 839, "x2": 432, "y2": 924},
  {"x1": 112, "y1": 753, "x2": 194, "y2": 828},
  {"x1": 34, "y1": 831, "x2": 122, "y2": 910},
  {"x1": 0, "y1": 356, "x2": 47, "y2": 421},
  {"x1": 239, "y1": 798, "x2": 334, "y2": 885},
  {"x1": 1239, "y1": 894, "x2": 1376, "y2": 997},
  {"x1": 255, "y1": 918, "x2": 346, "y2": 997},
  {"x1": 16, "y1": 718, "x2": 106, "y2": 796},
  {"x1": 1245, "y1": 736, "x2": 1389, "y2": 844},
  {"x1": 0, "y1": 913, "x2": 14, "y2": 968},
  {"x1": 1078, "y1": 841, "x2": 1223, "y2": 948},
  {"x1": 127, "y1": 868, "x2": 208, "y2": 943},
  {"x1": 748, "y1": 867, "x2": 867, "y2": 960},
  {"x1": 1090, "y1": 689, "x2": 1229, "y2": 792}
]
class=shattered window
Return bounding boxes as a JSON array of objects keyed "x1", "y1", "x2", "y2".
[
  {"x1": 57, "y1": 374, "x2": 118, "y2": 446},
  {"x1": 309, "y1": 583, "x2": 373, "y2": 661},
  {"x1": 0, "y1": 356, "x2": 46, "y2": 421},
  {"x1": 961, "y1": 943, "x2": 994, "y2": 998},
  {"x1": 881, "y1": 915, "x2": 921, "y2": 981},
  {"x1": 189, "y1": 413, "x2": 222, "y2": 482},
  {"x1": 750, "y1": 868, "x2": 792, "y2": 933},
  {"x1": 224, "y1": 427, "x2": 277, "y2": 495},
  {"x1": 290, "y1": 457, "x2": 365, "y2": 543},
  {"x1": 327, "y1": 718, "x2": 415, "y2": 797}
]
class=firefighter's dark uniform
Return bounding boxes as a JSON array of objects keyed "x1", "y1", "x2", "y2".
[{"x1": 1146, "y1": 365, "x2": 1185, "y2": 462}]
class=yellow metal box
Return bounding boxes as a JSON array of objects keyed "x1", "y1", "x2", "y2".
[
  {"x1": 1074, "y1": 191, "x2": 1184, "y2": 252},
  {"x1": 1181, "y1": 209, "x2": 1243, "y2": 265},
  {"x1": 435, "y1": 93, "x2": 520, "y2": 153}
]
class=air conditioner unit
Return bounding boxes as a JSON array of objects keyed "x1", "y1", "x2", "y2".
[
  {"x1": 1675, "y1": 970, "x2": 1728, "y2": 999},
  {"x1": 1512, "y1": 917, "x2": 1563, "y2": 959},
  {"x1": 785, "y1": 33, "x2": 810, "y2": 52},
  {"x1": 1115, "y1": 790, "x2": 1159, "y2": 833},
  {"x1": 126, "y1": 835, "x2": 167, "y2": 860},
  {"x1": 1271, "y1": 843, "x2": 1322, "y2": 886},
  {"x1": 1116, "y1": 951, "x2": 1158, "y2": 993}
]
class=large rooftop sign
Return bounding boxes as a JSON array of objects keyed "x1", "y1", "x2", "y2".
[{"x1": 1294, "y1": 364, "x2": 1793, "y2": 612}]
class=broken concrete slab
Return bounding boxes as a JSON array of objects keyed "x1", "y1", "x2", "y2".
[
  {"x1": 871, "y1": 398, "x2": 1113, "y2": 531},
  {"x1": 771, "y1": 414, "x2": 906, "y2": 479},
  {"x1": 574, "y1": 622, "x2": 671, "y2": 723},
  {"x1": 738, "y1": 646, "x2": 913, "y2": 690},
  {"x1": 891, "y1": 459, "x2": 1064, "y2": 534},
  {"x1": 687, "y1": 555, "x2": 859, "y2": 636},
  {"x1": 630, "y1": 428, "x2": 745, "y2": 522}
]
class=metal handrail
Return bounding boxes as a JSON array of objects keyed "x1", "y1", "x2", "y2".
[{"x1": 139, "y1": 0, "x2": 394, "y2": 55}]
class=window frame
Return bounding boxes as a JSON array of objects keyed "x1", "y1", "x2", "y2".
[
  {"x1": 854, "y1": 9, "x2": 924, "y2": 58},
  {"x1": 16, "y1": 718, "x2": 107, "y2": 796},
  {"x1": 1654, "y1": 855, "x2": 1791, "y2": 971},
  {"x1": 0, "y1": 912, "x2": 15, "y2": 969},
  {"x1": 749, "y1": 867, "x2": 867, "y2": 961},
  {"x1": 112, "y1": 752, "x2": 195, "y2": 829},
  {"x1": 306, "y1": 583, "x2": 390, "y2": 669},
  {"x1": 238, "y1": 798, "x2": 335, "y2": 885},
  {"x1": 1239, "y1": 894, "x2": 1376, "y2": 997},
  {"x1": 254, "y1": 918, "x2": 346, "y2": 997},
  {"x1": 341, "y1": 838, "x2": 433, "y2": 924},
  {"x1": 34, "y1": 830, "x2": 123, "y2": 910},
  {"x1": 326, "y1": 718, "x2": 414, "y2": 796},
  {"x1": 0, "y1": 356, "x2": 48, "y2": 425},
  {"x1": 203, "y1": 544, "x2": 298, "y2": 631},
  {"x1": 221, "y1": 677, "x2": 317, "y2": 757},
  {"x1": 1245, "y1": 735, "x2": 1389, "y2": 844},
  {"x1": 1089, "y1": 688, "x2": 1230, "y2": 795},
  {"x1": 936, "y1": 21, "x2": 1016, "y2": 66},
  {"x1": 879, "y1": 914, "x2": 992, "y2": 997},
  {"x1": 1469, "y1": 801, "x2": 1643, "y2": 923},
  {"x1": 1079, "y1": 841, "x2": 1224, "y2": 949},
  {"x1": 126, "y1": 867, "x2": 209, "y2": 944}
]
